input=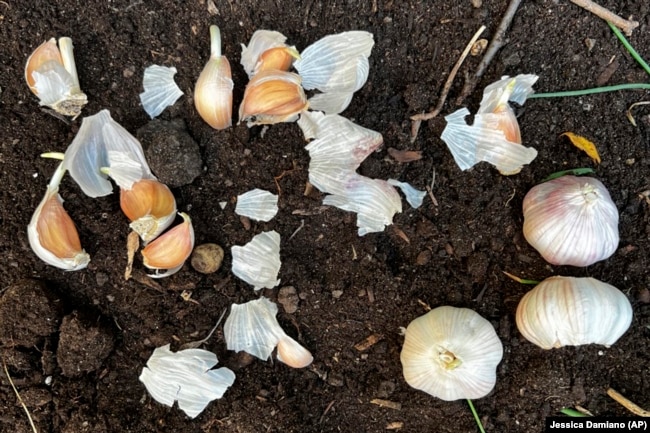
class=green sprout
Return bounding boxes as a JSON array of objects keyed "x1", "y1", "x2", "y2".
[
  {"x1": 560, "y1": 407, "x2": 590, "y2": 417},
  {"x1": 541, "y1": 168, "x2": 596, "y2": 182},
  {"x1": 468, "y1": 399, "x2": 487, "y2": 433}
]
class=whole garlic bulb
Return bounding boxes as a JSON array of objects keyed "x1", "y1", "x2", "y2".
[
  {"x1": 516, "y1": 276, "x2": 633, "y2": 349},
  {"x1": 400, "y1": 306, "x2": 503, "y2": 401},
  {"x1": 522, "y1": 176, "x2": 619, "y2": 267}
]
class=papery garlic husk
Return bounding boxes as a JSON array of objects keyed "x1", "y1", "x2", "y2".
[
  {"x1": 235, "y1": 189, "x2": 279, "y2": 222},
  {"x1": 387, "y1": 179, "x2": 426, "y2": 209},
  {"x1": 27, "y1": 163, "x2": 90, "y2": 271},
  {"x1": 140, "y1": 65, "x2": 184, "y2": 119},
  {"x1": 120, "y1": 179, "x2": 177, "y2": 242},
  {"x1": 231, "y1": 230, "x2": 281, "y2": 290},
  {"x1": 195, "y1": 25, "x2": 234, "y2": 130},
  {"x1": 25, "y1": 37, "x2": 87, "y2": 118},
  {"x1": 223, "y1": 297, "x2": 313, "y2": 368},
  {"x1": 238, "y1": 70, "x2": 308, "y2": 126},
  {"x1": 522, "y1": 175, "x2": 619, "y2": 267},
  {"x1": 62, "y1": 109, "x2": 154, "y2": 197},
  {"x1": 241, "y1": 30, "x2": 296, "y2": 77},
  {"x1": 440, "y1": 74, "x2": 538, "y2": 175},
  {"x1": 400, "y1": 306, "x2": 503, "y2": 401},
  {"x1": 141, "y1": 212, "x2": 194, "y2": 278},
  {"x1": 293, "y1": 31, "x2": 373, "y2": 114},
  {"x1": 139, "y1": 344, "x2": 235, "y2": 419},
  {"x1": 516, "y1": 276, "x2": 633, "y2": 349}
]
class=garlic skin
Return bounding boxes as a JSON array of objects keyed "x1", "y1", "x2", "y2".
[
  {"x1": 140, "y1": 65, "x2": 184, "y2": 119},
  {"x1": 231, "y1": 230, "x2": 281, "y2": 290},
  {"x1": 27, "y1": 163, "x2": 90, "y2": 271},
  {"x1": 387, "y1": 179, "x2": 426, "y2": 209},
  {"x1": 516, "y1": 276, "x2": 633, "y2": 349},
  {"x1": 440, "y1": 74, "x2": 538, "y2": 175},
  {"x1": 25, "y1": 37, "x2": 87, "y2": 118},
  {"x1": 223, "y1": 297, "x2": 313, "y2": 368},
  {"x1": 522, "y1": 176, "x2": 619, "y2": 267},
  {"x1": 120, "y1": 179, "x2": 177, "y2": 242},
  {"x1": 235, "y1": 189, "x2": 279, "y2": 222},
  {"x1": 139, "y1": 344, "x2": 235, "y2": 419},
  {"x1": 141, "y1": 212, "x2": 194, "y2": 278},
  {"x1": 195, "y1": 25, "x2": 234, "y2": 130},
  {"x1": 400, "y1": 306, "x2": 503, "y2": 401}
]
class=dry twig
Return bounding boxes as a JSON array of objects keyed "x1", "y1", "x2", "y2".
[
  {"x1": 570, "y1": 0, "x2": 638, "y2": 36},
  {"x1": 607, "y1": 388, "x2": 650, "y2": 417},
  {"x1": 3, "y1": 360, "x2": 38, "y2": 433}
]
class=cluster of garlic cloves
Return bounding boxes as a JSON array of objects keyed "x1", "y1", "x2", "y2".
[
  {"x1": 441, "y1": 74, "x2": 538, "y2": 175},
  {"x1": 25, "y1": 37, "x2": 87, "y2": 118}
]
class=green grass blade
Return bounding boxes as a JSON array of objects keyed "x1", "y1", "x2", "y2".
[
  {"x1": 608, "y1": 21, "x2": 650, "y2": 76},
  {"x1": 541, "y1": 168, "x2": 595, "y2": 183},
  {"x1": 529, "y1": 83, "x2": 650, "y2": 99},
  {"x1": 467, "y1": 399, "x2": 487, "y2": 433}
]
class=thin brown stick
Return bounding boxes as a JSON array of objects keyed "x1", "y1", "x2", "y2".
[
  {"x1": 570, "y1": 0, "x2": 639, "y2": 36},
  {"x1": 607, "y1": 388, "x2": 650, "y2": 417},
  {"x1": 3, "y1": 360, "x2": 38, "y2": 433},
  {"x1": 410, "y1": 25, "x2": 486, "y2": 142},
  {"x1": 456, "y1": 0, "x2": 522, "y2": 106}
]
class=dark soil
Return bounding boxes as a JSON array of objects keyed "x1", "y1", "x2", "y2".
[{"x1": 1, "y1": 1, "x2": 649, "y2": 432}]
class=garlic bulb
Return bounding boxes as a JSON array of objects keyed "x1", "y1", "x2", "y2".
[
  {"x1": 194, "y1": 25, "x2": 234, "y2": 130},
  {"x1": 25, "y1": 37, "x2": 87, "y2": 118},
  {"x1": 522, "y1": 175, "x2": 619, "y2": 267},
  {"x1": 231, "y1": 230, "x2": 281, "y2": 290},
  {"x1": 235, "y1": 188, "x2": 279, "y2": 222},
  {"x1": 440, "y1": 74, "x2": 538, "y2": 175},
  {"x1": 139, "y1": 344, "x2": 235, "y2": 418},
  {"x1": 516, "y1": 276, "x2": 633, "y2": 349},
  {"x1": 400, "y1": 306, "x2": 503, "y2": 401},
  {"x1": 141, "y1": 212, "x2": 194, "y2": 278},
  {"x1": 140, "y1": 65, "x2": 184, "y2": 118},
  {"x1": 223, "y1": 297, "x2": 313, "y2": 368}
]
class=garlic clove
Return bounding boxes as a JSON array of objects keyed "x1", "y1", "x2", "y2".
[
  {"x1": 234, "y1": 188, "x2": 279, "y2": 222},
  {"x1": 25, "y1": 37, "x2": 87, "y2": 118},
  {"x1": 120, "y1": 179, "x2": 177, "y2": 242},
  {"x1": 62, "y1": 109, "x2": 153, "y2": 197},
  {"x1": 231, "y1": 230, "x2": 281, "y2": 290},
  {"x1": 522, "y1": 175, "x2": 619, "y2": 267},
  {"x1": 255, "y1": 46, "x2": 300, "y2": 74},
  {"x1": 240, "y1": 30, "x2": 290, "y2": 78},
  {"x1": 141, "y1": 212, "x2": 194, "y2": 278},
  {"x1": 27, "y1": 163, "x2": 90, "y2": 271},
  {"x1": 140, "y1": 65, "x2": 184, "y2": 119},
  {"x1": 516, "y1": 276, "x2": 633, "y2": 349},
  {"x1": 276, "y1": 335, "x2": 313, "y2": 368},
  {"x1": 194, "y1": 25, "x2": 234, "y2": 130},
  {"x1": 238, "y1": 70, "x2": 308, "y2": 126},
  {"x1": 400, "y1": 306, "x2": 503, "y2": 401},
  {"x1": 139, "y1": 344, "x2": 235, "y2": 419}
]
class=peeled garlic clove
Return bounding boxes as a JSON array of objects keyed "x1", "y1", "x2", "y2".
[
  {"x1": 140, "y1": 65, "x2": 184, "y2": 119},
  {"x1": 231, "y1": 230, "x2": 281, "y2": 290},
  {"x1": 25, "y1": 37, "x2": 87, "y2": 118},
  {"x1": 120, "y1": 179, "x2": 177, "y2": 242},
  {"x1": 223, "y1": 297, "x2": 312, "y2": 368},
  {"x1": 139, "y1": 344, "x2": 235, "y2": 419},
  {"x1": 27, "y1": 164, "x2": 90, "y2": 271},
  {"x1": 516, "y1": 276, "x2": 633, "y2": 349},
  {"x1": 141, "y1": 212, "x2": 194, "y2": 278},
  {"x1": 400, "y1": 306, "x2": 503, "y2": 401},
  {"x1": 194, "y1": 25, "x2": 234, "y2": 130},
  {"x1": 235, "y1": 188, "x2": 278, "y2": 222},
  {"x1": 440, "y1": 74, "x2": 538, "y2": 175},
  {"x1": 238, "y1": 70, "x2": 308, "y2": 126},
  {"x1": 522, "y1": 175, "x2": 619, "y2": 267},
  {"x1": 240, "y1": 30, "x2": 290, "y2": 78},
  {"x1": 62, "y1": 109, "x2": 153, "y2": 197}
]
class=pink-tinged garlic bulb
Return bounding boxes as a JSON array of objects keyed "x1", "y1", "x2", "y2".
[
  {"x1": 400, "y1": 306, "x2": 503, "y2": 401},
  {"x1": 516, "y1": 276, "x2": 633, "y2": 349},
  {"x1": 522, "y1": 175, "x2": 619, "y2": 267},
  {"x1": 194, "y1": 25, "x2": 233, "y2": 130}
]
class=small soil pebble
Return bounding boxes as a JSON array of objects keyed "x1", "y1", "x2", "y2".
[
  {"x1": 278, "y1": 286, "x2": 299, "y2": 313},
  {"x1": 191, "y1": 243, "x2": 225, "y2": 274},
  {"x1": 57, "y1": 311, "x2": 115, "y2": 378}
]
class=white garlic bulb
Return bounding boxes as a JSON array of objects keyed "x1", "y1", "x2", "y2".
[
  {"x1": 400, "y1": 306, "x2": 503, "y2": 401},
  {"x1": 516, "y1": 276, "x2": 633, "y2": 349},
  {"x1": 523, "y1": 175, "x2": 619, "y2": 267}
]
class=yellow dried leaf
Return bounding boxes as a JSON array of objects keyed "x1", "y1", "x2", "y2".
[{"x1": 561, "y1": 132, "x2": 601, "y2": 164}]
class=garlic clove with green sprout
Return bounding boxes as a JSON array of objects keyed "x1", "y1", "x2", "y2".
[
  {"x1": 231, "y1": 230, "x2": 281, "y2": 290},
  {"x1": 25, "y1": 37, "x2": 87, "y2": 118},
  {"x1": 120, "y1": 179, "x2": 177, "y2": 242},
  {"x1": 235, "y1": 188, "x2": 278, "y2": 222},
  {"x1": 440, "y1": 74, "x2": 538, "y2": 175},
  {"x1": 400, "y1": 306, "x2": 503, "y2": 401},
  {"x1": 139, "y1": 65, "x2": 184, "y2": 119},
  {"x1": 141, "y1": 212, "x2": 194, "y2": 278},
  {"x1": 223, "y1": 297, "x2": 313, "y2": 368},
  {"x1": 516, "y1": 276, "x2": 633, "y2": 349},
  {"x1": 522, "y1": 175, "x2": 619, "y2": 267},
  {"x1": 62, "y1": 109, "x2": 154, "y2": 197},
  {"x1": 27, "y1": 163, "x2": 90, "y2": 271},
  {"x1": 194, "y1": 25, "x2": 234, "y2": 130}
]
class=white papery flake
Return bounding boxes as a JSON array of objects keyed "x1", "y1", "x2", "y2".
[
  {"x1": 140, "y1": 65, "x2": 184, "y2": 118},
  {"x1": 235, "y1": 189, "x2": 278, "y2": 222},
  {"x1": 231, "y1": 230, "x2": 281, "y2": 290},
  {"x1": 139, "y1": 344, "x2": 235, "y2": 418},
  {"x1": 388, "y1": 179, "x2": 426, "y2": 209}
]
